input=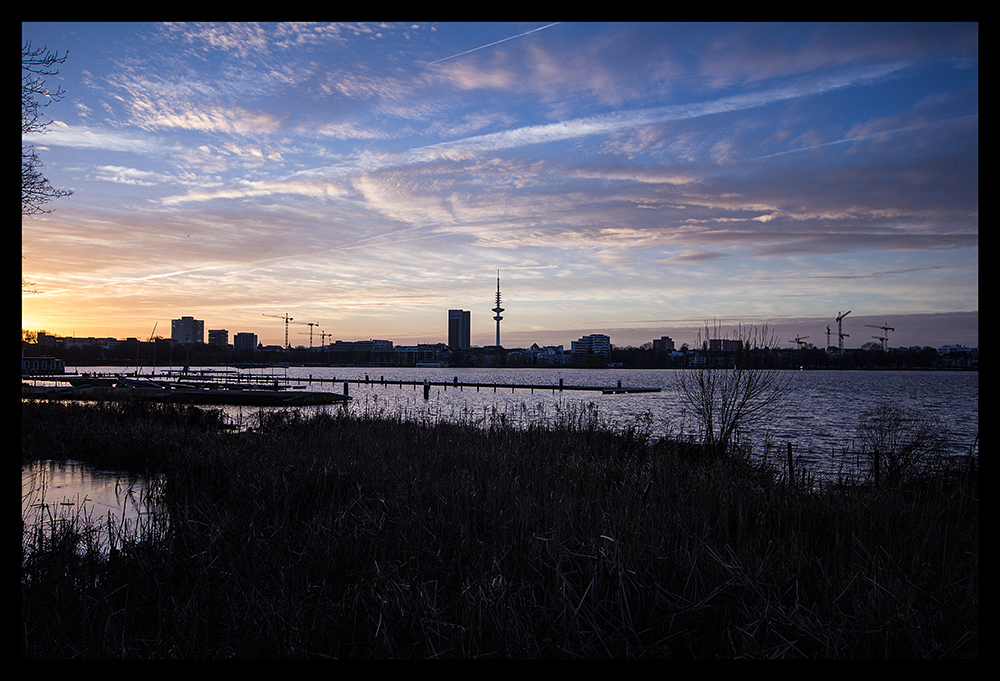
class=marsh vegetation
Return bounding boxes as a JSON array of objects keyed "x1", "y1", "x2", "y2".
[{"x1": 22, "y1": 397, "x2": 977, "y2": 658}]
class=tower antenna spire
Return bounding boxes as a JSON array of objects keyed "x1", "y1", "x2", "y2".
[{"x1": 492, "y1": 269, "x2": 504, "y2": 347}]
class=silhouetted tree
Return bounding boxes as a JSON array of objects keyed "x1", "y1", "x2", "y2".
[
  {"x1": 22, "y1": 40, "x2": 72, "y2": 218},
  {"x1": 675, "y1": 322, "x2": 791, "y2": 457}
]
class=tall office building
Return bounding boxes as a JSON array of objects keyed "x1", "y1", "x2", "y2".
[
  {"x1": 171, "y1": 316, "x2": 204, "y2": 344},
  {"x1": 448, "y1": 309, "x2": 471, "y2": 350},
  {"x1": 234, "y1": 332, "x2": 258, "y2": 354}
]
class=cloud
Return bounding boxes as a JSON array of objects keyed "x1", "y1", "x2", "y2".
[
  {"x1": 752, "y1": 114, "x2": 977, "y2": 161},
  {"x1": 22, "y1": 123, "x2": 168, "y2": 155},
  {"x1": 161, "y1": 177, "x2": 347, "y2": 205},
  {"x1": 92, "y1": 165, "x2": 176, "y2": 186},
  {"x1": 385, "y1": 60, "x2": 914, "y2": 164},
  {"x1": 129, "y1": 100, "x2": 283, "y2": 136}
]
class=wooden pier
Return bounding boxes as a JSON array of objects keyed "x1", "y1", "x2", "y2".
[
  {"x1": 24, "y1": 370, "x2": 662, "y2": 397},
  {"x1": 296, "y1": 374, "x2": 661, "y2": 395}
]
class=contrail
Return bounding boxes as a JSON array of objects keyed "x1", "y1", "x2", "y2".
[
  {"x1": 429, "y1": 23, "x2": 562, "y2": 65},
  {"x1": 751, "y1": 115, "x2": 977, "y2": 160},
  {"x1": 402, "y1": 61, "x2": 913, "y2": 163}
]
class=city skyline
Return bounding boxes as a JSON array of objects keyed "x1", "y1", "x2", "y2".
[
  {"x1": 32, "y1": 308, "x2": 978, "y2": 353},
  {"x1": 22, "y1": 23, "x2": 978, "y2": 350}
]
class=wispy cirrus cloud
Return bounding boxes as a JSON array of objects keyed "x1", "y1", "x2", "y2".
[
  {"x1": 378, "y1": 60, "x2": 913, "y2": 162},
  {"x1": 161, "y1": 177, "x2": 347, "y2": 204},
  {"x1": 20, "y1": 22, "x2": 976, "y2": 347},
  {"x1": 22, "y1": 121, "x2": 170, "y2": 155},
  {"x1": 236, "y1": 59, "x2": 917, "y2": 197}
]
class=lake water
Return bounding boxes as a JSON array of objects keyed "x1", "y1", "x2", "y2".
[
  {"x1": 281, "y1": 367, "x2": 979, "y2": 480},
  {"x1": 24, "y1": 367, "x2": 978, "y2": 519},
  {"x1": 21, "y1": 460, "x2": 162, "y2": 553}
]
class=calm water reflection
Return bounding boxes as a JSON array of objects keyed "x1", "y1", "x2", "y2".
[{"x1": 21, "y1": 460, "x2": 161, "y2": 552}]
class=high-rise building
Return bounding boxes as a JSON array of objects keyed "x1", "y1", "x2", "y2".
[
  {"x1": 448, "y1": 309, "x2": 471, "y2": 350},
  {"x1": 571, "y1": 333, "x2": 611, "y2": 359},
  {"x1": 208, "y1": 329, "x2": 229, "y2": 347},
  {"x1": 652, "y1": 336, "x2": 675, "y2": 352},
  {"x1": 234, "y1": 332, "x2": 258, "y2": 355},
  {"x1": 171, "y1": 316, "x2": 204, "y2": 344}
]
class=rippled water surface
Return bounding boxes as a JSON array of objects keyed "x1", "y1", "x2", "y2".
[
  {"x1": 36, "y1": 366, "x2": 979, "y2": 482},
  {"x1": 215, "y1": 366, "x2": 978, "y2": 479}
]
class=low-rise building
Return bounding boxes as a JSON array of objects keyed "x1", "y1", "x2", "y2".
[
  {"x1": 22, "y1": 355, "x2": 65, "y2": 374},
  {"x1": 208, "y1": 329, "x2": 229, "y2": 347},
  {"x1": 326, "y1": 339, "x2": 395, "y2": 365}
]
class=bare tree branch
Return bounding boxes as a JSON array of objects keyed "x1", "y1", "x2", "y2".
[
  {"x1": 675, "y1": 322, "x2": 791, "y2": 457},
  {"x1": 22, "y1": 40, "x2": 72, "y2": 217}
]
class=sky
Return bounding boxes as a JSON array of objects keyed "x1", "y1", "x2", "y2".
[{"x1": 21, "y1": 22, "x2": 978, "y2": 350}]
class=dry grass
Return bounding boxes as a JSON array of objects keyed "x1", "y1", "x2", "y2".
[{"x1": 21, "y1": 398, "x2": 977, "y2": 658}]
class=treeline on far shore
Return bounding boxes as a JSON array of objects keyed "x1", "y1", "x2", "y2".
[
  {"x1": 21, "y1": 397, "x2": 977, "y2": 658},
  {"x1": 20, "y1": 338, "x2": 977, "y2": 371},
  {"x1": 610, "y1": 343, "x2": 975, "y2": 370}
]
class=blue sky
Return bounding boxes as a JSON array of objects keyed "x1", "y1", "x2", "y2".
[{"x1": 21, "y1": 22, "x2": 978, "y2": 349}]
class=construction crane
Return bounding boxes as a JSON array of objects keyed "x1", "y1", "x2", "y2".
[
  {"x1": 836, "y1": 310, "x2": 852, "y2": 351},
  {"x1": 865, "y1": 323, "x2": 895, "y2": 351},
  {"x1": 262, "y1": 313, "x2": 293, "y2": 350},
  {"x1": 791, "y1": 335, "x2": 810, "y2": 350},
  {"x1": 304, "y1": 322, "x2": 319, "y2": 349},
  {"x1": 296, "y1": 323, "x2": 321, "y2": 349},
  {"x1": 318, "y1": 330, "x2": 331, "y2": 350}
]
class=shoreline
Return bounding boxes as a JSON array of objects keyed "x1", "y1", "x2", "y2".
[{"x1": 22, "y1": 399, "x2": 978, "y2": 658}]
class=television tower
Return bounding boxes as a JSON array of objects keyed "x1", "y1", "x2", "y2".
[{"x1": 492, "y1": 270, "x2": 504, "y2": 347}]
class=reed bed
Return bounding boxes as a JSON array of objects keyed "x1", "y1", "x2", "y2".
[{"x1": 21, "y1": 398, "x2": 977, "y2": 658}]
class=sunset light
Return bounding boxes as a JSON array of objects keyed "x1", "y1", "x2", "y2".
[{"x1": 22, "y1": 22, "x2": 978, "y2": 349}]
